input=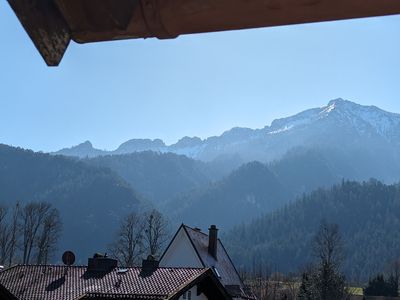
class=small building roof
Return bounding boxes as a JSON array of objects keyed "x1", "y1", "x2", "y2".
[
  {"x1": 0, "y1": 265, "x2": 230, "y2": 300},
  {"x1": 183, "y1": 225, "x2": 243, "y2": 287},
  {"x1": 160, "y1": 224, "x2": 254, "y2": 299}
]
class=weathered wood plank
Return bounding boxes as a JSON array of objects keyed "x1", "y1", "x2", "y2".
[{"x1": 7, "y1": 0, "x2": 71, "y2": 66}]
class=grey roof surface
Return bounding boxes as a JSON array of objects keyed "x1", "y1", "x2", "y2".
[
  {"x1": 183, "y1": 225, "x2": 244, "y2": 288},
  {"x1": 0, "y1": 265, "x2": 207, "y2": 300}
]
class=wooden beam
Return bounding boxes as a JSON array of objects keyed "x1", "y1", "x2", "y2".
[
  {"x1": 8, "y1": 0, "x2": 400, "y2": 66},
  {"x1": 7, "y1": 0, "x2": 71, "y2": 66}
]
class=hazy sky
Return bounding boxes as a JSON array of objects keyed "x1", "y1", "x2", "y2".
[{"x1": 1, "y1": 3, "x2": 400, "y2": 152}]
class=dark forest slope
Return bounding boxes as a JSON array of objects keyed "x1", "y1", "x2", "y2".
[
  {"x1": 85, "y1": 151, "x2": 214, "y2": 205},
  {"x1": 225, "y1": 180, "x2": 400, "y2": 281},
  {"x1": 0, "y1": 144, "x2": 144, "y2": 263}
]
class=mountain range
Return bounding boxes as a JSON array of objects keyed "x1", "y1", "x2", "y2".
[
  {"x1": 52, "y1": 99, "x2": 400, "y2": 230},
  {"x1": 55, "y1": 98, "x2": 400, "y2": 175},
  {"x1": 3, "y1": 98, "x2": 400, "y2": 272}
]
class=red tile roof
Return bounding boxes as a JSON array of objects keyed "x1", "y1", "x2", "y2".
[
  {"x1": 0, "y1": 265, "x2": 208, "y2": 300},
  {"x1": 81, "y1": 294, "x2": 166, "y2": 299}
]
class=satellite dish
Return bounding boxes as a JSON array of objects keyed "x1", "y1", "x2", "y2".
[{"x1": 62, "y1": 251, "x2": 76, "y2": 266}]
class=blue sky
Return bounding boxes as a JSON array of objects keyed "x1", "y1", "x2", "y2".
[{"x1": 1, "y1": 3, "x2": 400, "y2": 152}]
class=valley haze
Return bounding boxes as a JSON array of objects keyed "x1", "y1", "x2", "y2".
[{"x1": 2, "y1": 98, "x2": 400, "y2": 281}]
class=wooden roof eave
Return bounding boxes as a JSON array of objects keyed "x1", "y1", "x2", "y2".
[{"x1": 7, "y1": 0, "x2": 400, "y2": 66}]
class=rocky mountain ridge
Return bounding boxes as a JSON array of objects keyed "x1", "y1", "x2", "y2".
[{"x1": 54, "y1": 98, "x2": 400, "y2": 163}]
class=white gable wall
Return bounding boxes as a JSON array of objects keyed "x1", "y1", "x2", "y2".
[
  {"x1": 178, "y1": 286, "x2": 208, "y2": 300},
  {"x1": 160, "y1": 227, "x2": 203, "y2": 268}
]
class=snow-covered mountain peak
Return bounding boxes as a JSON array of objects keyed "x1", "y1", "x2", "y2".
[
  {"x1": 327, "y1": 97, "x2": 351, "y2": 106},
  {"x1": 267, "y1": 99, "x2": 400, "y2": 139},
  {"x1": 318, "y1": 99, "x2": 400, "y2": 137},
  {"x1": 321, "y1": 98, "x2": 362, "y2": 115},
  {"x1": 268, "y1": 107, "x2": 322, "y2": 134}
]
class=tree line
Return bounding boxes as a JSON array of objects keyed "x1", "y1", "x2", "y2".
[
  {"x1": 227, "y1": 179, "x2": 400, "y2": 282},
  {"x1": 242, "y1": 220, "x2": 400, "y2": 300},
  {"x1": 242, "y1": 221, "x2": 349, "y2": 300},
  {"x1": 0, "y1": 199, "x2": 169, "y2": 268},
  {"x1": 0, "y1": 201, "x2": 62, "y2": 266}
]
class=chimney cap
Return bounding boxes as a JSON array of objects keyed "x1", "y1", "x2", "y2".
[
  {"x1": 209, "y1": 225, "x2": 218, "y2": 230},
  {"x1": 93, "y1": 252, "x2": 107, "y2": 258},
  {"x1": 146, "y1": 255, "x2": 156, "y2": 261}
]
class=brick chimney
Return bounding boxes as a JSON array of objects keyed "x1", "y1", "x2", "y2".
[
  {"x1": 208, "y1": 225, "x2": 218, "y2": 259},
  {"x1": 141, "y1": 255, "x2": 159, "y2": 276},
  {"x1": 87, "y1": 253, "x2": 117, "y2": 273}
]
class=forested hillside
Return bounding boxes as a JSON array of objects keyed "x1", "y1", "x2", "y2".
[
  {"x1": 164, "y1": 149, "x2": 342, "y2": 230},
  {"x1": 225, "y1": 180, "x2": 400, "y2": 281},
  {"x1": 0, "y1": 144, "x2": 145, "y2": 263},
  {"x1": 85, "y1": 151, "x2": 222, "y2": 204},
  {"x1": 164, "y1": 161, "x2": 291, "y2": 229}
]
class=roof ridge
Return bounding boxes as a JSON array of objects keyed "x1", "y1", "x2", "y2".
[
  {"x1": 15, "y1": 264, "x2": 87, "y2": 267},
  {"x1": 1, "y1": 265, "x2": 207, "y2": 270},
  {"x1": 86, "y1": 292, "x2": 168, "y2": 296},
  {"x1": 183, "y1": 225, "x2": 224, "y2": 242},
  {"x1": 183, "y1": 224, "x2": 209, "y2": 237}
]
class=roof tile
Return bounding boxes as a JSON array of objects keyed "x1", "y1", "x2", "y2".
[{"x1": 0, "y1": 265, "x2": 207, "y2": 300}]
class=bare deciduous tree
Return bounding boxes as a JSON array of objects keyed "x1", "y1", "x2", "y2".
[
  {"x1": 35, "y1": 208, "x2": 62, "y2": 265},
  {"x1": 109, "y1": 209, "x2": 170, "y2": 265},
  {"x1": 0, "y1": 205, "x2": 10, "y2": 265},
  {"x1": 312, "y1": 221, "x2": 344, "y2": 269},
  {"x1": 299, "y1": 221, "x2": 346, "y2": 300},
  {"x1": 0, "y1": 203, "x2": 20, "y2": 266},
  {"x1": 143, "y1": 209, "x2": 169, "y2": 258},
  {"x1": 21, "y1": 202, "x2": 61, "y2": 264},
  {"x1": 0, "y1": 202, "x2": 61, "y2": 266},
  {"x1": 8, "y1": 202, "x2": 20, "y2": 266},
  {"x1": 109, "y1": 212, "x2": 145, "y2": 267}
]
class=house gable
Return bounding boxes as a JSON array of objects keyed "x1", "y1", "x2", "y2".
[
  {"x1": 160, "y1": 225, "x2": 254, "y2": 300},
  {"x1": 160, "y1": 225, "x2": 203, "y2": 269}
]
